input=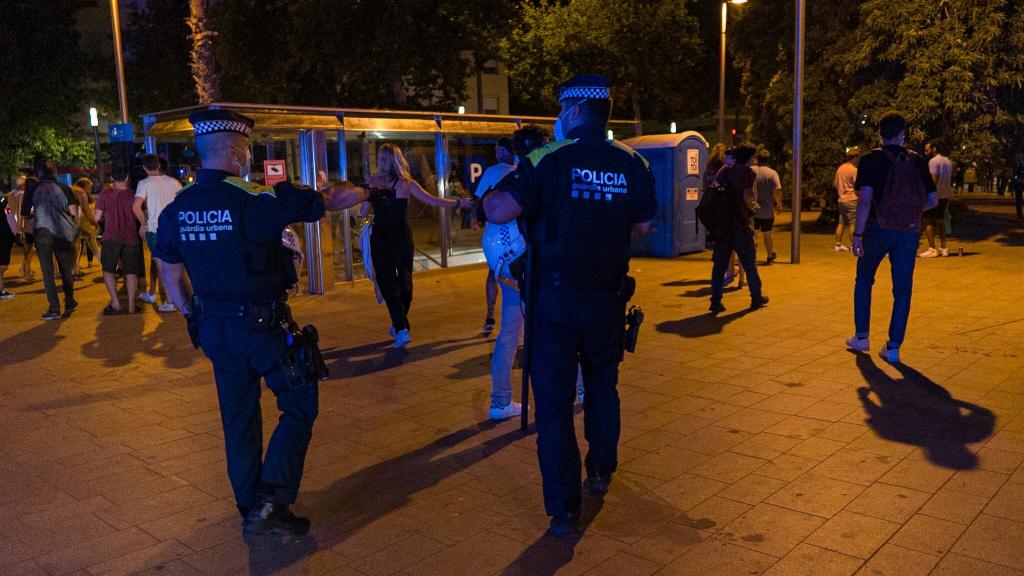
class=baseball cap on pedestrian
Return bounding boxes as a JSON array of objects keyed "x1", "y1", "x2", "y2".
[
  {"x1": 188, "y1": 110, "x2": 255, "y2": 138},
  {"x1": 557, "y1": 74, "x2": 612, "y2": 102}
]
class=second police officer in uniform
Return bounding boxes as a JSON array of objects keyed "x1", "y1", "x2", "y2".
[
  {"x1": 154, "y1": 110, "x2": 366, "y2": 538},
  {"x1": 483, "y1": 75, "x2": 657, "y2": 536}
]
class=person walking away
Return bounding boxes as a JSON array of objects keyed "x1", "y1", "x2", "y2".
[
  {"x1": 20, "y1": 159, "x2": 79, "y2": 320},
  {"x1": 134, "y1": 153, "x2": 182, "y2": 311},
  {"x1": 154, "y1": 110, "x2": 367, "y2": 538},
  {"x1": 473, "y1": 137, "x2": 516, "y2": 333},
  {"x1": 361, "y1": 144, "x2": 473, "y2": 349},
  {"x1": 94, "y1": 168, "x2": 144, "y2": 314},
  {"x1": 834, "y1": 147, "x2": 860, "y2": 251},
  {"x1": 708, "y1": 144, "x2": 769, "y2": 314},
  {"x1": 751, "y1": 148, "x2": 782, "y2": 264},
  {"x1": 71, "y1": 177, "x2": 99, "y2": 277},
  {"x1": 847, "y1": 112, "x2": 937, "y2": 363},
  {"x1": 483, "y1": 74, "x2": 657, "y2": 536},
  {"x1": 919, "y1": 141, "x2": 954, "y2": 257},
  {"x1": 1012, "y1": 163, "x2": 1024, "y2": 219},
  {"x1": 0, "y1": 191, "x2": 17, "y2": 299}
]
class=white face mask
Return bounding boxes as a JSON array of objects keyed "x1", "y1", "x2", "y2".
[
  {"x1": 232, "y1": 147, "x2": 252, "y2": 180},
  {"x1": 553, "y1": 116, "x2": 565, "y2": 141}
]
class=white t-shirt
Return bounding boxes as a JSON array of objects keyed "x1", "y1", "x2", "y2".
[
  {"x1": 135, "y1": 174, "x2": 182, "y2": 232},
  {"x1": 928, "y1": 154, "x2": 954, "y2": 199},
  {"x1": 473, "y1": 163, "x2": 516, "y2": 198}
]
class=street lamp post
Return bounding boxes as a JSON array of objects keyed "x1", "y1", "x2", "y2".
[
  {"x1": 109, "y1": 0, "x2": 128, "y2": 124},
  {"x1": 719, "y1": 0, "x2": 747, "y2": 146},
  {"x1": 792, "y1": 0, "x2": 805, "y2": 263}
]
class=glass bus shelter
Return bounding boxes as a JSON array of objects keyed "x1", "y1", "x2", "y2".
[{"x1": 142, "y1": 103, "x2": 639, "y2": 294}]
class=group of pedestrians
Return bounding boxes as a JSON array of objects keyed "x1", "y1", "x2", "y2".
[{"x1": 0, "y1": 154, "x2": 181, "y2": 319}]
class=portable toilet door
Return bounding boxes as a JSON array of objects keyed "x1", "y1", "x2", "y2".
[{"x1": 674, "y1": 132, "x2": 709, "y2": 254}]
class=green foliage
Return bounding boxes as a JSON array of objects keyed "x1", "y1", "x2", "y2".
[
  {"x1": 502, "y1": 0, "x2": 703, "y2": 120},
  {"x1": 0, "y1": 0, "x2": 90, "y2": 179}
]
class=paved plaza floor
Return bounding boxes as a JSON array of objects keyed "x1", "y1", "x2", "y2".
[{"x1": 1, "y1": 195, "x2": 1023, "y2": 576}]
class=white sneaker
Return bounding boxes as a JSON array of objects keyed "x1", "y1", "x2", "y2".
[
  {"x1": 845, "y1": 335, "x2": 869, "y2": 352},
  {"x1": 489, "y1": 401, "x2": 522, "y2": 421},
  {"x1": 393, "y1": 329, "x2": 412, "y2": 349},
  {"x1": 918, "y1": 248, "x2": 938, "y2": 258},
  {"x1": 939, "y1": 248, "x2": 949, "y2": 257},
  {"x1": 156, "y1": 302, "x2": 176, "y2": 313},
  {"x1": 835, "y1": 243, "x2": 851, "y2": 252},
  {"x1": 878, "y1": 345, "x2": 901, "y2": 364},
  {"x1": 139, "y1": 292, "x2": 157, "y2": 304}
]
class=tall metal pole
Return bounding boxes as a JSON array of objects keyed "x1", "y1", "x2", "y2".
[
  {"x1": 718, "y1": 1, "x2": 728, "y2": 146},
  {"x1": 791, "y1": 0, "x2": 805, "y2": 264},
  {"x1": 92, "y1": 127, "x2": 101, "y2": 178},
  {"x1": 109, "y1": 0, "x2": 128, "y2": 124}
]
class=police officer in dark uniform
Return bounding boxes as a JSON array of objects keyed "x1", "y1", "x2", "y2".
[
  {"x1": 154, "y1": 110, "x2": 366, "y2": 537},
  {"x1": 482, "y1": 75, "x2": 657, "y2": 536}
]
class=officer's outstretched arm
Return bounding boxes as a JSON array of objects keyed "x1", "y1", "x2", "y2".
[
  {"x1": 483, "y1": 190, "x2": 523, "y2": 224},
  {"x1": 323, "y1": 182, "x2": 369, "y2": 211}
]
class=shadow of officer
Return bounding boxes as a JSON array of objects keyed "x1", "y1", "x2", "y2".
[{"x1": 854, "y1": 353, "x2": 995, "y2": 470}]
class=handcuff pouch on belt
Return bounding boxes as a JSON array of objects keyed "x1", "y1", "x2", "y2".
[
  {"x1": 618, "y1": 276, "x2": 644, "y2": 354},
  {"x1": 279, "y1": 324, "x2": 330, "y2": 388}
]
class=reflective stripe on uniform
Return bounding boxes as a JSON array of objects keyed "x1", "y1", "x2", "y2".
[
  {"x1": 527, "y1": 139, "x2": 577, "y2": 167},
  {"x1": 223, "y1": 176, "x2": 276, "y2": 197}
]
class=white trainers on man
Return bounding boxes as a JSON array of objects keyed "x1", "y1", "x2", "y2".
[
  {"x1": 845, "y1": 335, "x2": 869, "y2": 352},
  {"x1": 489, "y1": 401, "x2": 522, "y2": 421},
  {"x1": 156, "y1": 302, "x2": 176, "y2": 313},
  {"x1": 939, "y1": 247, "x2": 949, "y2": 257},
  {"x1": 918, "y1": 248, "x2": 938, "y2": 258},
  {"x1": 139, "y1": 292, "x2": 157, "y2": 304},
  {"x1": 835, "y1": 243, "x2": 851, "y2": 252}
]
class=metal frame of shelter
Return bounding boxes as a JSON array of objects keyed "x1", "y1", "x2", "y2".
[{"x1": 142, "y1": 102, "x2": 639, "y2": 294}]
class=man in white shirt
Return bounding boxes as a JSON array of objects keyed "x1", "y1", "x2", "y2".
[
  {"x1": 133, "y1": 154, "x2": 182, "y2": 311},
  {"x1": 920, "y1": 141, "x2": 954, "y2": 257},
  {"x1": 473, "y1": 137, "x2": 516, "y2": 332},
  {"x1": 751, "y1": 148, "x2": 782, "y2": 263}
]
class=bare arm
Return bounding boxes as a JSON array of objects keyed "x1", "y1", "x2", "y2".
[
  {"x1": 482, "y1": 190, "x2": 522, "y2": 224},
  {"x1": 401, "y1": 179, "x2": 472, "y2": 210},
  {"x1": 160, "y1": 262, "x2": 191, "y2": 314},
  {"x1": 851, "y1": 185, "x2": 873, "y2": 257},
  {"x1": 133, "y1": 196, "x2": 147, "y2": 227},
  {"x1": 774, "y1": 187, "x2": 783, "y2": 213},
  {"x1": 68, "y1": 205, "x2": 79, "y2": 219},
  {"x1": 92, "y1": 207, "x2": 103, "y2": 222},
  {"x1": 322, "y1": 181, "x2": 370, "y2": 211}
]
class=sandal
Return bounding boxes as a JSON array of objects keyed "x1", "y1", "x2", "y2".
[{"x1": 103, "y1": 305, "x2": 124, "y2": 316}]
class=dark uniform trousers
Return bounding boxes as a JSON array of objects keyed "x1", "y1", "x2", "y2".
[
  {"x1": 530, "y1": 287, "x2": 625, "y2": 517},
  {"x1": 198, "y1": 313, "x2": 318, "y2": 513}
]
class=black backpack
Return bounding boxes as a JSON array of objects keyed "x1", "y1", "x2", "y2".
[{"x1": 697, "y1": 167, "x2": 735, "y2": 240}]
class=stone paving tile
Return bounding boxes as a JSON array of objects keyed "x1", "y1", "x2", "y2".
[{"x1": 3, "y1": 200, "x2": 1024, "y2": 574}]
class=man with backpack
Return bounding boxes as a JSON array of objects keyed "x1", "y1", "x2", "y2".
[
  {"x1": 700, "y1": 143, "x2": 769, "y2": 314},
  {"x1": 847, "y1": 113, "x2": 937, "y2": 363}
]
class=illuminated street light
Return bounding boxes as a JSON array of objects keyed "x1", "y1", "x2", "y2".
[
  {"x1": 89, "y1": 107, "x2": 99, "y2": 128},
  {"x1": 457, "y1": 105, "x2": 466, "y2": 115},
  {"x1": 719, "y1": 0, "x2": 748, "y2": 145},
  {"x1": 670, "y1": 121, "x2": 677, "y2": 134},
  {"x1": 607, "y1": 129, "x2": 614, "y2": 141}
]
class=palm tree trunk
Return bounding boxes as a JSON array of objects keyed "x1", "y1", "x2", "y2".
[{"x1": 188, "y1": 0, "x2": 220, "y2": 104}]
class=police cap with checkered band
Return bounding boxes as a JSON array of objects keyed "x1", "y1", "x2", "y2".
[
  {"x1": 188, "y1": 110, "x2": 255, "y2": 138},
  {"x1": 557, "y1": 74, "x2": 612, "y2": 102}
]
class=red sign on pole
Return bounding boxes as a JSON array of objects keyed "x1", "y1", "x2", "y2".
[{"x1": 264, "y1": 160, "x2": 287, "y2": 187}]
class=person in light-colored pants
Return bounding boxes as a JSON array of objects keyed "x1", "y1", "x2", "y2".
[{"x1": 491, "y1": 281, "x2": 583, "y2": 415}]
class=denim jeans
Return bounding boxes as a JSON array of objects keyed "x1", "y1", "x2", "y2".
[
  {"x1": 854, "y1": 219, "x2": 920, "y2": 349},
  {"x1": 34, "y1": 228, "x2": 76, "y2": 313},
  {"x1": 710, "y1": 228, "x2": 763, "y2": 305}
]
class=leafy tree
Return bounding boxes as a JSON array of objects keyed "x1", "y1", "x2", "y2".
[
  {"x1": 0, "y1": 0, "x2": 92, "y2": 179},
  {"x1": 503, "y1": 0, "x2": 704, "y2": 122},
  {"x1": 188, "y1": 0, "x2": 221, "y2": 103},
  {"x1": 123, "y1": 0, "x2": 195, "y2": 114}
]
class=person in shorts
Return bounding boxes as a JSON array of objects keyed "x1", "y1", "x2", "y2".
[
  {"x1": 834, "y1": 147, "x2": 860, "y2": 251},
  {"x1": 751, "y1": 148, "x2": 782, "y2": 264},
  {"x1": 919, "y1": 140, "x2": 954, "y2": 257},
  {"x1": 95, "y1": 167, "x2": 144, "y2": 314},
  {"x1": 133, "y1": 153, "x2": 182, "y2": 311}
]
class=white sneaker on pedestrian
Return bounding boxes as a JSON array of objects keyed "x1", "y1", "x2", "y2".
[
  {"x1": 878, "y1": 345, "x2": 901, "y2": 364},
  {"x1": 845, "y1": 335, "x2": 869, "y2": 352},
  {"x1": 939, "y1": 247, "x2": 949, "y2": 257},
  {"x1": 918, "y1": 248, "x2": 938, "y2": 258},
  {"x1": 0, "y1": 289, "x2": 13, "y2": 300},
  {"x1": 835, "y1": 243, "x2": 851, "y2": 252},
  {"x1": 393, "y1": 329, "x2": 412, "y2": 349},
  {"x1": 139, "y1": 292, "x2": 157, "y2": 304},
  {"x1": 489, "y1": 401, "x2": 522, "y2": 421},
  {"x1": 156, "y1": 302, "x2": 176, "y2": 313}
]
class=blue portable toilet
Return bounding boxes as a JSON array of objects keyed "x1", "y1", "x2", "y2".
[{"x1": 624, "y1": 132, "x2": 709, "y2": 257}]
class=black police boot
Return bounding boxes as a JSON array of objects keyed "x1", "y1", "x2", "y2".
[
  {"x1": 750, "y1": 295, "x2": 770, "y2": 310},
  {"x1": 586, "y1": 474, "x2": 612, "y2": 495},
  {"x1": 548, "y1": 513, "x2": 580, "y2": 538},
  {"x1": 243, "y1": 498, "x2": 311, "y2": 538}
]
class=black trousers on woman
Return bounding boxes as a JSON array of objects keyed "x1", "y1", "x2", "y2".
[{"x1": 370, "y1": 228, "x2": 414, "y2": 332}]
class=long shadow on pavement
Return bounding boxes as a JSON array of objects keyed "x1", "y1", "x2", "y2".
[
  {"x1": 855, "y1": 353, "x2": 995, "y2": 470},
  {"x1": 656, "y1": 308, "x2": 754, "y2": 338},
  {"x1": 322, "y1": 334, "x2": 487, "y2": 379},
  {"x1": 0, "y1": 320, "x2": 63, "y2": 366},
  {"x1": 243, "y1": 420, "x2": 527, "y2": 573},
  {"x1": 499, "y1": 496, "x2": 605, "y2": 576}
]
